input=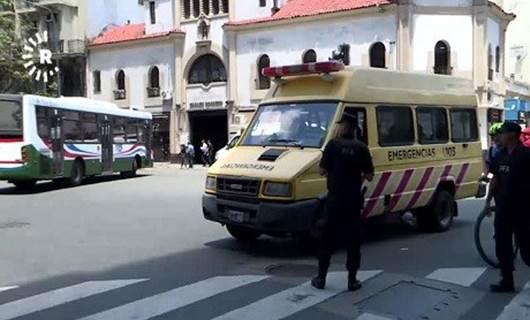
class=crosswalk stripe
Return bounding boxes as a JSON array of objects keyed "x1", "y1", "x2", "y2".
[
  {"x1": 496, "y1": 282, "x2": 530, "y2": 320},
  {"x1": 77, "y1": 275, "x2": 269, "y2": 320},
  {"x1": 0, "y1": 279, "x2": 147, "y2": 320},
  {"x1": 0, "y1": 287, "x2": 17, "y2": 294},
  {"x1": 357, "y1": 313, "x2": 394, "y2": 320},
  {"x1": 426, "y1": 268, "x2": 487, "y2": 287},
  {"x1": 212, "y1": 270, "x2": 382, "y2": 320}
]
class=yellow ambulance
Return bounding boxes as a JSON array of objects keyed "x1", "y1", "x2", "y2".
[{"x1": 203, "y1": 61, "x2": 483, "y2": 242}]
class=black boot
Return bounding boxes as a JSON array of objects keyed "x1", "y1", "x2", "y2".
[
  {"x1": 490, "y1": 275, "x2": 515, "y2": 293},
  {"x1": 348, "y1": 271, "x2": 362, "y2": 291},
  {"x1": 311, "y1": 269, "x2": 327, "y2": 290}
]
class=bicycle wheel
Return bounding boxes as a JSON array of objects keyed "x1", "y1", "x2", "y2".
[{"x1": 474, "y1": 207, "x2": 499, "y2": 268}]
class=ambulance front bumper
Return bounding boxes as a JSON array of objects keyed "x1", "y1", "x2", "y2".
[{"x1": 202, "y1": 193, "x2": 320, "y2": 234}]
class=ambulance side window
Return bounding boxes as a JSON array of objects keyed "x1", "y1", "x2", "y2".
[
  {"x1": 343, "y1": 107, "x2": 367, "y2": 144},
  {"x1": 450, "y1": 108, "x2": 478, "y2": 142},
  {"x1": 376, "y1": 106, "x2": 414, "y2": 146},
  {"x1": 416, "y1": 107, "x2": 449, "y2": 144}
]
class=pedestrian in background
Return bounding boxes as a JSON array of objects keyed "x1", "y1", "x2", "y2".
[
  {"x1": 186, "y1": 142, "x2": 195, "y2": 169},
  {"x1": 311, "y1": 112, "x2": 374, "y2": 292},
  {"x1": 179, "y1": 144, "x2": 187, "y2": 169},
  {"x1": 486, "y1": 121, "x2": 530, "y2": 293},
  {"x1": 200, "y1": 139, "x2": 209, "y2": 167},
  {"x1": 207, "y1": 139, "x2": 215, "y2": 165}
]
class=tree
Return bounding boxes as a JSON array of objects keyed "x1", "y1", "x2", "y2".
[{"x1": 0, "y1": 0, "x2": 58, "y2": 96}]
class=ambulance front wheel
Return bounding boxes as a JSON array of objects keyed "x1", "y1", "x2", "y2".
[
  {"x1": 416, "y1": 190, "x2": 456, "y2": 233},
  {"x1": 226, "y1": 225, "x2": 261, "y2": 242}
]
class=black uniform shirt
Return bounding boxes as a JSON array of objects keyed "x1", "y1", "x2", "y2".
[
  {"x1": 491, "y1": 144, "x2": 530, "y2": 208},
  {"x1": 320, "y1": 137, "x2": 374, "y2": 198}
]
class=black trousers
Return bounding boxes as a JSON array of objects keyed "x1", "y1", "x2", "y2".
[
  {"x1": 495, "y1": 202, "x2": 530, "y2": 278},
  {"x1": 317, "y1": 195, "x2": 361, "y2": 275}
]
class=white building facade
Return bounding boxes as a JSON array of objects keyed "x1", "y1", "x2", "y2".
[{"x1": 86, "y1": 0, "x2": 521, "y2": 161}]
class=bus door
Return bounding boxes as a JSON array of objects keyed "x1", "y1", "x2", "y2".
[
  {"x1": 99, "y1": 116, "x2": 113, "y2": 173},
  {"x1": 51, "y1": 110, "x2": 64, "y2": 176},
  {"x1": 145, "y1": 120, "x2": 153, "y2": 165}
]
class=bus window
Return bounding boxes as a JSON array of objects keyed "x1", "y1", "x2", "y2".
[
  {"x1": 82, "y1": 113, "x2": 99, "y2": 143},
  {"x1": 36, "y1": 106, "x2": 52, "y2": 141},
  {"x1": 126, "y1": 120, "x2": 138, "y2": 143},
  {"x1": 416, "y1": 107, "x2": 449, "y2": 144},
  {"x1": 343, "y1": 107, "x2": 367, "y2": 144},
  {"x1": 451, "y1": 109, "x2": 478, "y2": 142},
  {"x1": 0, "y1": 100, "x2": 22, "y2": 138},
  {"x1": 377, "y1": 106, "x2": 414, "y2": 146},
  {"x1": 137, "y1": 120, "x2": 147, "y2": 143},
  {"x1": 113, "y1": 117, "x2": 127, "y2": 143},
  {"x1": 63, "y1": 111, "x2": 83, "y2": 142}
]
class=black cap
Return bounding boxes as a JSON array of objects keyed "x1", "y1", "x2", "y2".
[
  {"x1": 337, "y1": 112, "x2": 358, "y2": 126},
  {"x1": 500, "y1": 121, "x2": 522, "y2": 135}
]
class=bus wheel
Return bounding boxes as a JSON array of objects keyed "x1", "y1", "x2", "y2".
[
  {"x1": 416, "y1": 190, "x2": 455, "y2": 232},
  {"x1": 69, "y1": 160, "x2": 84, "y2": 187},
  {"x1": 12, "y1": 180, "x2": 36, "y2": 189},
  {"x1": 121, "y1": 159, "x2": 138, "y2": 178},
  {"x1": 226, "y1": 225, "x2": 261, "y2": 242}
]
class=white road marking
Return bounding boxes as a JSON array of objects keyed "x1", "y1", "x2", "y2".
[
  {"x1": 357, "y1": 313, "x2": 394, "y2": 320},
  {"x1": 496, "y1": 282, "x2": 530, "y2": 320},
  {"x1": 0, "y1": 287, "x2": 17, "y2": 294},
  {"x1": 426, "y1": 268, "x2": 487, "y2": 287},
  {"x1": 0, "y1": 279, "x2": 147, "y2": 320},
  {"x1": 212, "y1": 270, "x2": 382, "y2": 320},
  {"x1": 78, "y1": 275, "x2": 269, "y2": 320}
]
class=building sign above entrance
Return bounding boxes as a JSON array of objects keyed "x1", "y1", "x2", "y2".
[{"x1": 189, "y1": 100, "x2": 225, "y2": 111}]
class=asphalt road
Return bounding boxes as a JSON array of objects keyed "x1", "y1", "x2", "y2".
[{"x1": 0, "y1": 166, "x2": 528, "y2": 320}]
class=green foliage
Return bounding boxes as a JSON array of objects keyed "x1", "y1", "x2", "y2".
[{"x1": 0, "y1": 0, "x2": 58, "y2": 96}]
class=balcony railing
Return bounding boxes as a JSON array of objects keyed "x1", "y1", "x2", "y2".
[
  {"x1": 147, "y1": 87, "x2": 160, "y2": 98},
  {"x1": 49, "y1": 39, "x2": 85, "y2": 54},
  {"x1": 113, "y1": 89, "x2": 126, "y2": 100}
]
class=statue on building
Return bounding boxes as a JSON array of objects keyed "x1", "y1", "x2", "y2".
[{"x1": 198, "y1": 14, "x2": 210, "y2": 40}]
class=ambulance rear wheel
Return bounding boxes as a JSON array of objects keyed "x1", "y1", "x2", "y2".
[
  {"x1": 416, "y1": 190, "x2": 455, "y2": 233},
  {"x1": 227, "y1": 225, "x2": 261, "y2": 242}
]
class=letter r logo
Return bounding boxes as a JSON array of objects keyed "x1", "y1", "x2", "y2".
[{"x1": 40, "y1": 49, "x2": 53, "y2": 64}]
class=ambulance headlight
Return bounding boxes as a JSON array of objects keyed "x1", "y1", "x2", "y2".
[
  {"x1": 205, "y1": 176, "x2": 217, "y2": 191},
  {"x1": 264, "y1": 182, "x2": 292, "y2": 197}
]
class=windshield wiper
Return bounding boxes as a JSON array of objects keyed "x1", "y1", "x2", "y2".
[{"x1": 264, "y1": 138, "x2": 304, "y2": 149}]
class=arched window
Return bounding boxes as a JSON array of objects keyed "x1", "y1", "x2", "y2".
[
  {"x1": 188, "y1": 54, "x2": 227, "y2": 85},
  {"x1": 222, "y1": 0, "x2": 228, "y2": 13},
  {"x1": 212, "y1": 0, "x2": 220, "y2": 14},
  {"x1": 93, "y1": 70, "x2": 101, "y2": 93},
  {"x1": 302, "y1": 49, "x2": 317, "y2": 63},
  {"x1": 495, "y1": 45, "x2": 500, "y2": 73},
  {"x1": 203, "y1": 0, "x2": 210, "y2": 15},
  {"x1": 369, "y1": 42, "x2": 386, "y2": 68},
  {"x1": 488, "y1": 44, "x2": 493, "y2": 80},
  {"x1": 149, "y1": 66, "x2": 160, "y2": 88},
  {"x1": 116, "y1": 70, "x2": 125, "y2": 90},
  {"x1": 434, "y1": 40, "x2": 451, "y2": 75},
  {"x1": 257, "y1": 54, "x2": 270, "y2": 90},
  {"x1": 183, "y1": 0, "x2": 190, "y2": 19},
  {"x1": 192, "y1": 0, "x2": 200, "y2": 17}
]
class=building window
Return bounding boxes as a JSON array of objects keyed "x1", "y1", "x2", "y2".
[
  {"x1": 116, "y1": 70, "x2": 125, "y2": 90},
  {"x1": 434, "y1": 41, "x2": 451, "y2": 75},
  {"x1": 257, "y1": 54, "x2": 270, "y2": 90},
  {"x1": 222, "y1": 0, "x2": 228, "y2": 13},
  {"x1": 93, "y1": 70, "x2": 101, "y2": 94},
  {"x1": 259, "y1": 0, "x2": 266, "y2": 7},
  {"x1": 369, "y1": 42, "x2": 386, "y2": 68},
  {"x1": 183, "y1": 0, "x2": 191, "y2": 19},
  {"x1": 149, "y1": 1, "x2": 156, "y2": 24},
  {"x1": 302, "y1": 49, "x2": 317, "y2": 63},
  {"x1": 148, "y1": 66, "x2": 160, "y2": 97},
  {"x1": 495, "y1": 45, "x2": 500, "y2": 73},
  {"x1": 188, "y1": 54, "x2": 227, "y2": 85},
  {"x1": 212, "y1": 0, "x2": 220, "y2": 14},
  {"x1": 193, "y1": 0, "x2": 200, "y2": 17},
  {"x1": 203, "y1": 0, "x2": 210, "y2": 15},
  {"x1": 488, "y1": 45, "x2": 493, "y2": 80}
]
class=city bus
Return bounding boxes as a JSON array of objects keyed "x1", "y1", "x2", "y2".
[
  {"x1": 203, "y1": 62, "x2": 483, "y2": 242},
  {"x1": 0, "y1": 94, "x2": 153, "y2": 188}
]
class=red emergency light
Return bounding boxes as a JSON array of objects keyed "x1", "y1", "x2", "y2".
[{"x1": 262, "y1": 61, "x2": 345, "y2": 78}]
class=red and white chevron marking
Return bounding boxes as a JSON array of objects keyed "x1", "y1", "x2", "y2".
[{"x1": 361, "y1": 163, "x2": 471, "y2": 218}]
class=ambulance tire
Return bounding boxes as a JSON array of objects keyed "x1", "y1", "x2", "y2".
[
  {"x1": 416, "y1": 190, "x2": 455, "y2": 233},
  {"x1": 227, "y1": 225, "x2": 261, "y2": 242}
]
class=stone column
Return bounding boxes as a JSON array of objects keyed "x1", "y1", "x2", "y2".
[{"x1": 397, "y1": 2, "x2": 413, "y2": 72}]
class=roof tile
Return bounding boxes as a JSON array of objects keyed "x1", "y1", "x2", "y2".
[{"x1": 90, "y1": 23, "x2": 183, "y2": 47}]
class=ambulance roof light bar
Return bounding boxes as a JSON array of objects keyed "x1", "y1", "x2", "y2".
[{"x1": 261, "y1": 61, "x2": 345, "y2": 79}]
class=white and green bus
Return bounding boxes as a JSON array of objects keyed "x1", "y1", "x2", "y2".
[{"x1": 0, "y1": 94, "x2": 153, "y2": 188}]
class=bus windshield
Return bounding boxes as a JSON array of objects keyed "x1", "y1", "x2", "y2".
[
  {"x1": 242, "y1": 102, "x2": 338, "y2": 148},
  {"x1": 0, "y1": 100, "x2": 22, "y2": 138}
]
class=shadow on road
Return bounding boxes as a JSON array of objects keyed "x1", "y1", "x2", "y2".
[{"x1": 0, "y1": 174, "x2": 149, "y2": 195}]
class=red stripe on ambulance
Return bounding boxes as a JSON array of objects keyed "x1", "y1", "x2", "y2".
[
  {"x1": 362, "y1": 172, "x2": 392, "y2": 217},
  {"x1": 387, "y1": 169, "x2": 414, "y2": 212},
  {"x1": 455, "y1": 163, "x2": 470, "y2": 191},
  {"x1": 405, "y1": 167, "x2": 434, "y2": 209}
]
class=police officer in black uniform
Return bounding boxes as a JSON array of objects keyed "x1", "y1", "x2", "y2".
[
  {"x1": 486, "y1": 121, "x2": 530, "y2": 293},
  {"x1": 311, "y1": 112, "x2": 374, "y2": 291}
]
